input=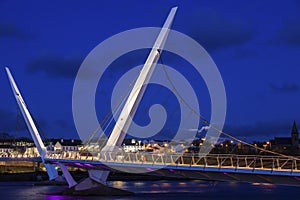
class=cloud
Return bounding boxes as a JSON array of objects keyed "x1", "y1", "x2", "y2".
[
  {"x1": 47, "y1": 119, "x2": 79, "y2": 139},
  {"x1": 26, "y1": 54, "x2": 83, "y2": 78},
  {"x1": 233, "y1": 48, "x2": 259, "y2": 59},
  {"x1": 0, "y1": 108, "x2": 26, "y2": 133},
  {"x1": 223, "y1": 120, "x2": 295, "y2": 142},
  {"x1": 0, "y1": 108, "x2": 17, "y2": 132},
  {"x1": 27, "y1": 51, "x2": 146, "y2": 80},
  {"x1": 54, "y1": 119, "x2": 74, "y2": 131},
  {"x1": 0, "y1": 21, "x2": 31, "y2": 39},
  {"x1": 184, "y1": 10, "x2": 255, "y2": 51},
  {"x1": 276, "y1": 18, "x2": 300, "y2": 45},
  {"x1": 106, "y1": 49, "x2": 147, "y2": 74},
  {"x1": 0, "y1": 107, "x2": 50, "y2": 138},
  {"x1": 269, "y1": 83, "x2": 299, "y2": 93}
]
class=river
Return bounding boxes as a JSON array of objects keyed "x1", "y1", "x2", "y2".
[{"x1": 0, "y1": 180, "x2": 299, "y2": 200}]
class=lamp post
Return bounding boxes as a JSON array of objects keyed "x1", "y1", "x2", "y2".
[{"x1": 266, "y1": 141, "x2": 271, "y2": 150}]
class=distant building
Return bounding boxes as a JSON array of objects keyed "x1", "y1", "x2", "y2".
[
  {"x1": 0, "y1": 137, "x2": 34, "y2": 156},
  {"x1": 292, "y1": 121, "x2": 299, "y2": 147},
  {"x1": 53, "y1": 139, "x2": 82, "y2": 152},
  {"x1": 24, "y1": 146, "x2": 39, "y2": 157},
  {"x1": 0, "y1": 136, "x2": 84, "y2": 157},
  {"x1": 122, "y1": 138, "x2": 144, "y2": 152},
  {"x1": 270, "y1": 121, "x2": 300, "y2": 155},
  {"x1": 0, "y1": 145, "x2": 14, "y2": 156}
]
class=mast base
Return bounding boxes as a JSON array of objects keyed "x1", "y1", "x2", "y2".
[{"x1": 62, "y1": 177, "x2": 133, "y2": 196}]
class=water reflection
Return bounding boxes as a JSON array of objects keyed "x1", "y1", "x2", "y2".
[
  {"x1": 134, "y1": 182, "x2": 145, "y2": 187},
  {"x1": 111, "y1": 181, "x2": 125, "y2": 188},
  {"x1": 0, "y1": 180, "x2": 299, "y2": 200}
]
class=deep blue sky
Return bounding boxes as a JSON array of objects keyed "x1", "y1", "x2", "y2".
[{"x1": 0, "y1": 0, "x2": 299, "y2": 142}]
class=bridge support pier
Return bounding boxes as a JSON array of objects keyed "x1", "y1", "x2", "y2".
[
  {"x1": 63, "y1": 169, "x2": 133, "y2": 196},
  {"x1": 59, "y1": 163, "x2": 77, "y2": 187},
  {"x1": 44, "y1": 163, "x2": 59, "y2": 181}
]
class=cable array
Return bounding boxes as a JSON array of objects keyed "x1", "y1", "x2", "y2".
[{"x1": 158, "y1": 54, "x2": 300, "y2": 160}]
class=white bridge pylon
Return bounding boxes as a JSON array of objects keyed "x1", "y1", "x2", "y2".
[
  {"x1": 92, "y1": 6, "x2": 177, "y2": 184},
  {"x1": 5, "y1": 67, "x2": 58, "y2": 180},
  {"x1": 5, "y1": 67, "x2": 77, "y2": 187},
  {"x1": 103, "y1": 6, "x2": 177, "y2": 151}
]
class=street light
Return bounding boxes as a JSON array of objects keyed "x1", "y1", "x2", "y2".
[{"x1": 266, "y1": 141, "x2": 271, "y2": 149}]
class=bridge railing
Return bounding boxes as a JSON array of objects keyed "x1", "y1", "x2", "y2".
[{"x1": 45, "y1": 151, "x2": 300, "y2": 172}]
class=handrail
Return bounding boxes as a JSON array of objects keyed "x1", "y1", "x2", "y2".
[{"x1": 45, "y1": 151, "x2": 300, "y2": 172}]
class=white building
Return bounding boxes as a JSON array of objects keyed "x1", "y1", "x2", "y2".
[
  {"x1": 54, "y1": 139, "x2": 81, "y2": 152},
  {"x1": 122, "y1": 139, "x2": 144, "y2": 153}
]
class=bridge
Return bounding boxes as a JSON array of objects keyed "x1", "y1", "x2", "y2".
[
  {"x1": 1, "y1": 152, "x2": 300, "y2": 186},
  {"x1": 4, "y1": 6, "x2": 300, "y2": 195},
  {"x1": 44, "y1": 151, "x2": 300, "y2": 186},
  {"x1": 2, "y1": 151, "x2": 300, "y2": 186}
]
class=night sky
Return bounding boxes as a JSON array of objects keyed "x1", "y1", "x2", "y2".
[{"x1": 0, "y1": 0, "x2": 299, "y2": 143}]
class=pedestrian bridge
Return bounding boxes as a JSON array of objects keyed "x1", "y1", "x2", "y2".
[
  {"x1": 5, "y1": 6, "x2": 300, "y2": 191},
  {"x1": 45, "y1": 151, "x2": 300, "y2": 186}
]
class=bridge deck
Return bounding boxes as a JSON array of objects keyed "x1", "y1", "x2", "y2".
[
  {"x1": 2, "y1": 152, "x2": 300, "y2": 186},
  {"x1": 43, "y1": 152, "x2": 300, "y2": 186}
]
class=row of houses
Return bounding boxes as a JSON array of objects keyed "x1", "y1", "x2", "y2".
[
  {"x1": 0, "y1": 137, "x2": 152, "y2": 155},
  {"x1": 0, "y1": 136, "x2": 170, "y2": 156},
  {"x1": 0, "y1": 137, "x2": 82, "y2": 156},
  {"x1": 0, "y1": 121, "x2": 299, "y2": 156}
]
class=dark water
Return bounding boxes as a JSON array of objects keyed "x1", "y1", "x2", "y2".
[{"x1": 0, "y1": 180, "x2": 299, "y2": 200}]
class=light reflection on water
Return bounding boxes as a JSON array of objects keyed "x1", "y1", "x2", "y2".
[{"x1": 0, "y1": 180, "x2": 299, "y2": 200}]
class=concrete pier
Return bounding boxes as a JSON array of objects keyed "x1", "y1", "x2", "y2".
[{"x1": 63, "y1": 177, "x2": 133, "y2": 196}]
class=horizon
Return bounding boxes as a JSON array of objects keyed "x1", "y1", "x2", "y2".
[{"x1": 0, "y1": 120, "x2": 298, "y2": 144}]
